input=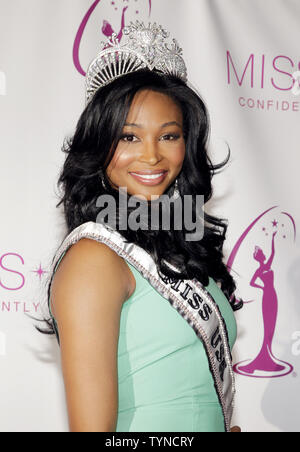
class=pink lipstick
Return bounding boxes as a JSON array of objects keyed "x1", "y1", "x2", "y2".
[{"x1": 129, "y1": 170, "x2": 168, "y2": 186}]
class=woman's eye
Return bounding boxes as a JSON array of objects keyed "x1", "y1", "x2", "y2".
[
  {"x1": 162, "y1": 134, "x2": 180, "y2": 141},
  {"x1": 120, "y1": 134, "x2": 138, "y2": 142},
  {"x1": 120, "y1": 133, "x2": 180, "y2": 143}
]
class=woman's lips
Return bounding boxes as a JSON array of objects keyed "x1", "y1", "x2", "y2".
[{"x1": 129, "y1": 171, "x2": 168, "y2": 186}]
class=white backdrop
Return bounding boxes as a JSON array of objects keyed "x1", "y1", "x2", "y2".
[{"x1": 0, "y1": 0, "x2": 299, "y2": 432}]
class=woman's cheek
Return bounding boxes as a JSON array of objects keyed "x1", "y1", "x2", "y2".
[
  {"x1": 109, "y1": 146, "x2": 137, "y2": 171},
  {"x1": 168, "y1": 143, "x2": 186, "y2": 166}
]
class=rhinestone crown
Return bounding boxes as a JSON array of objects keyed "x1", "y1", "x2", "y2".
[{"x1": 85, "y1": 20, "x2": 188, "y2": 104}]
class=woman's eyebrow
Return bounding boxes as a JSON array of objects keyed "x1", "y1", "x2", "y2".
[
  {"x1": 124, "y1": 121, "x2": 182, "y2": 129},
  {"x1": 162, "y1": 121, "x2": 183, "y2": 128}
]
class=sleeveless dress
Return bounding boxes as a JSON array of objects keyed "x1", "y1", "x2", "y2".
[{"x1": 49, "y1": 244, "x2": 237, "y2": 433}]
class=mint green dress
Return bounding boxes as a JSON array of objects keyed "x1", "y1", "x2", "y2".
[{"x1": 49, "y1": 255, "x2": 237, "y2": 433}]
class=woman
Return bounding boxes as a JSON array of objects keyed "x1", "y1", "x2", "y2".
[{"x1": 43, "y1": 21, "x2": 242, "y2": 432}]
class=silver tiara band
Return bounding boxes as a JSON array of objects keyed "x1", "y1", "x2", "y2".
[{"x1": 85, "y1": 20, "x2": 188, "y2": 104}]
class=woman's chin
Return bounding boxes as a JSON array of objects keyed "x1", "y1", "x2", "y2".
[
  {"x1": 125, "y1": 186, "x2": 166, "y2": 201},
  {"x1": 130, "y1": 193, "x2": 161, "y2": 202}
]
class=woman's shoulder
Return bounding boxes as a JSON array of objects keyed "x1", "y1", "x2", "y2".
[
  {"x1": 50, "y1": 223, "x2": 136, "y2": 314},
  {"x1": 61, "y1": 236, "x2": 124, "y2": 269}
]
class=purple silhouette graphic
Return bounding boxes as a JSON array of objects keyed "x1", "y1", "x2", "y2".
[
  {"x1": 73, "y1": 0, "x2": 152, "y2": 76},
  {"x1": 102, "y1": 12, "x2": 126, "y2": 39},
  {"x1": 227, "y1": 207, "x2": 295, "y2": 378}
]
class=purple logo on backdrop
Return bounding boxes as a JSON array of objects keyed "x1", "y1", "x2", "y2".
[
  {"x1": 227, "y1": 52, "x2": 300, "y2": 91},
  {"x1": 0, "y1": 253, "x2": 47, "y2": 314},
  {"x1": 73, "y1": 0, "x2": 152, "y2": 76},
  {"x1": 227, "y1": 206, "x2": 295, "y2": 378},
  {"x1": 227, "y1": 51, "x2": 300, "y2": 113}
]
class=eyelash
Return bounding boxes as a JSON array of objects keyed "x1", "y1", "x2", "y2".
[{"x1": 120, "y1": 133, "x2": 181, "y2": 143}]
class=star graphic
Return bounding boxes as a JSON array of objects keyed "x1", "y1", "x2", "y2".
[
  {"x1": 31, "y1": 263, "x2": 48, "y2": 281},
  {"x1": 272, "y1": 220, "x2": 278, "y2": 227}
]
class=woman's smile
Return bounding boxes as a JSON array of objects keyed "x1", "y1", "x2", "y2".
[{"x1": 129, "y1": 170, "x2": 169, "y2": 186}]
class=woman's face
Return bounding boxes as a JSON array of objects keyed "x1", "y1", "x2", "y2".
[{"x1": 106, "y1": 89, "x2": 186, "y2": 201}]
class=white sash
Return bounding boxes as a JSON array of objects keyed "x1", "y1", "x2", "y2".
[{"x1": 49, "y1": 220, "x2": 236, "y2": 432}]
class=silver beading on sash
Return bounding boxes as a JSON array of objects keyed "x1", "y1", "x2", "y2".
[{"x1": 48, "y1": 221, "x2": 236, "y2": 432}]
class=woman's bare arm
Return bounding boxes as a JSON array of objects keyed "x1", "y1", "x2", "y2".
[{"x1": 50, "y1": 238, "x2": 132, "y2": 432}]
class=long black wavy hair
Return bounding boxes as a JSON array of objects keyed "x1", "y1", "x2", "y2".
[{"x1": 39, "y1": 68, "x2": 243, "y2": 335}]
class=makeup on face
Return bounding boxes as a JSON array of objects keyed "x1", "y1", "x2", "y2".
[{"x1": 106, "y1": 90, "x2": 186, "y2": 200}]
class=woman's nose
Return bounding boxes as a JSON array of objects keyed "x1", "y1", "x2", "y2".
[{"x1": 139, "y1": 140, "x2": 162, "y2": 165}]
